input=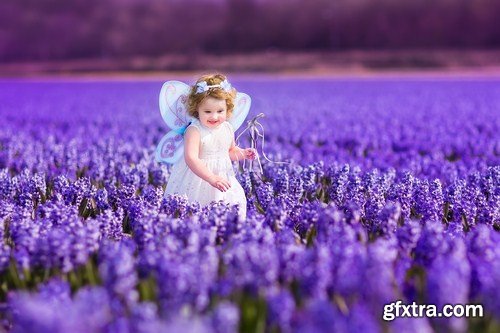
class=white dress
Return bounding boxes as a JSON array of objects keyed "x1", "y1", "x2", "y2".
[{"x1": 164, "y1": 119, "x2": 247, "y2": 219}]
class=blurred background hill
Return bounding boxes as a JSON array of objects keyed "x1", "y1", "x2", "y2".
[{"x1": 1, "y1": 0, "x2": 500, "y2": 75}]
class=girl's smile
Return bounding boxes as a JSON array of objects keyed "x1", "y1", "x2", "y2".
[{"x1": 198, "y1": 96, "x2": 227, "y2": 129}]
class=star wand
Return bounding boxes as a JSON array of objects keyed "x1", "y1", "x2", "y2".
[{"x1": 235, "y1": 113, "x2": 288, "y2": 174}]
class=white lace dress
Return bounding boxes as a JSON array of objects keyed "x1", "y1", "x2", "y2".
[{"x1": 164, "y1": 119, "x2": 247, "y2": 219}]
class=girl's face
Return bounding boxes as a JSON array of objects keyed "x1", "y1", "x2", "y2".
[{"x1": 197, "y1": 96, "x2": 227, "y2": 129}]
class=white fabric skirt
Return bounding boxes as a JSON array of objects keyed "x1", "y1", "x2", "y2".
[{"x1": 164, "y1": 156, "x2": 247, "y2": 219}]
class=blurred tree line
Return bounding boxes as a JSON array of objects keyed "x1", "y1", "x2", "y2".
[{"x1": 1, "y1": 0, "x2": 499, "y2": 61}]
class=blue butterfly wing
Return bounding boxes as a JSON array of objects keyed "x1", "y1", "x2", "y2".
[
  {"x1": 155, "y1": 129, "x2": 185, "y2": 164},
  {"x1": 159, "y1": 80, "x2": 193, "y2": 130},
  {"x1": 229, "y1": 92, "x2": 251, "y2": 131}
]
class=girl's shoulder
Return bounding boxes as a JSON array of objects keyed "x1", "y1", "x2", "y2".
[
  {"x1": 223, "y1": 121, "x2": 234, "y2": 133},
  {"x1": 187, "y1": 119, "x2": 202, "y2": 132},
  {"x1": 184, "y1": 120, "x2": 204, "y2": 140}
]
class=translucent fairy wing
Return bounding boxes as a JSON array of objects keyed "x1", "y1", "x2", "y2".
[
  {"x1": 155, "y1": 130, "x2": 184, "y2": 164},
  {"x1": 229, "y1": 92, "x2": 251, "y2": 131},
  {"x1": 159, "y1": 80, "x2": 193, "y2": 130}
]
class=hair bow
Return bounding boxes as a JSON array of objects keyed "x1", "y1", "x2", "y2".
[{"x1": 195, "y1": 79, "x2": 232, "y2": 94}]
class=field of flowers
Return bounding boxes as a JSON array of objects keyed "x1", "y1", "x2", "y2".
[{"x1": 0, "y1": 76, "x2": 499, "y2": 333}]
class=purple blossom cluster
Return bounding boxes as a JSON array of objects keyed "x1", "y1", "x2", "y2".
[{"x1": 0, "y1": 78, "x2": 499, "y2": 332}]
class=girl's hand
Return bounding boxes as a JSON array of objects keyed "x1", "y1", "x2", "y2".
[
  {"x1": 209, "y1": 175, "x2": 231, "y2": 192},
  {"x1": 244, "y1": 148, "x2": 257, "y2": 160}
]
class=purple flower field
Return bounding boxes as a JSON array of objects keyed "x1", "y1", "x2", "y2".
[{"x1": 0, "y1": 77, "x2": 499, "y2": 332}]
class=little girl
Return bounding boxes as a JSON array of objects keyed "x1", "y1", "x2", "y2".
[{"x1": 164, "y1": 74, "x2": 256, "y2": 219}]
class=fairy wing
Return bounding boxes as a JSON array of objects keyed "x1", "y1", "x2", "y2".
[
  {"x1": 229, "y1": 92, "x2": 251, "y2": 131},
  {"x1": 155, "y1": 130, "x2": 185, "y2": 164},
  {"x1": 156, "y1": 80, "x2": 193, "y2": 164},
  {"x1": 159, "y1": 80, "x2": 193, "y2": 130}
]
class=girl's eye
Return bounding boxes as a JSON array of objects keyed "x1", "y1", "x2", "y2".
[{"x1": 218, "y1": 110, "x2": 223, "y2": 113}]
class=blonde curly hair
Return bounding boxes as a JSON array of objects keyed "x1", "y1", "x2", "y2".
[{"x1": 187, "y1": 73, "x2": 237, "y2": 119}]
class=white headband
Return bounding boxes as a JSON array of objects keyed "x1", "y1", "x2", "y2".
[{"x1": 195, "y1": 79, "x2": 232, "y2": 94}]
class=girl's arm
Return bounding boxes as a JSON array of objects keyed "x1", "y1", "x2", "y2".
[
  {"x1": 227, "y1": 123, "x2": 256, "y2": 161},
  {"x1": 229, "y1": 139, "x2": 256, "y2": 161},
  {"x1": 184, "y1": 127, "x2": 231, "y2": 191},
  {"x1": 229, "y1": 139, "x2": 246, "y2": 161}
]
